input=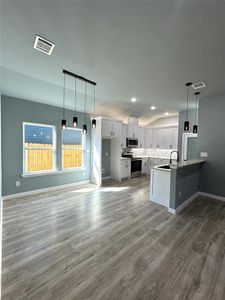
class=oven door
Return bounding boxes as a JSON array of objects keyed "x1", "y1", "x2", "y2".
[{"x1": 131, "y1": 159, "x2": 142, "y2": 178}]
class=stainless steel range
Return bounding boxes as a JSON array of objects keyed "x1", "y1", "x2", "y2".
[{"x1": 122, "y1": 151, "x2": 142, "y2": 178}]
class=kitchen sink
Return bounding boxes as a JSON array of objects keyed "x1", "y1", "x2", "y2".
[{"x1": 157, "y1": 165, "x2": 171, "y2": 169}]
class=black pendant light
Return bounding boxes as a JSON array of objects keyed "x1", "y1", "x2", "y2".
[
  {"x1": 184, "y1": 82, "x2": 192, "y2": 131},
  {"x1": 193, "y1": 92, "x2": 200, "y2": 133},
  {"x1": 92, "y1": 85, "x2": 96, "y2": 128},
  {"x1": 73, "y1": 78, "x2": 78, "y2": 128},
  {"x1": 61, "y1": 73, "x2": 67, "y2": 130},
  {"x1": 83, "y1": 82, "x2": 87, "y2": 134}
]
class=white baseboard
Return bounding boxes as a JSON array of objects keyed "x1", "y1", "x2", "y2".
[
  {"x1": 3, "y1": 180, "x2": 90, "y2": 200},
  {"x1": 198, "y1": 192, "x2": 225, "y2": 202},
  {"x1": 168, "y1": 192, "x2": 199, "y2": 215},
  {"x1": 102, "y1": 176, "x2": 111, "y2": 181}
]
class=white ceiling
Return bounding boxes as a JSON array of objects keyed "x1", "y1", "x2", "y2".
[{"x1": 1, "y1": 0, "x2": 225, "y2": 125}]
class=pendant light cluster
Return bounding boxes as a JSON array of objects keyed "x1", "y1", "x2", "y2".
[
  {"x1": 184, "y1": 82, "x2": 201, "y2": 133},
  {"x1": 61, "y1": 69, "x2": 97, "y2": 133}
]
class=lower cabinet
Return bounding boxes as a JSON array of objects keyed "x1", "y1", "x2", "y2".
[
  {"x1": 142, "y1": 158, "x2": 149, "y2": 175},
  {"x1": 120, "y1": 159, "x2": 131, "y2": 180}
]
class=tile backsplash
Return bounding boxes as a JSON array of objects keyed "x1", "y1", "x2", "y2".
[{"x1": 132, "y1": 148, "x2": 177, "y2": 159}]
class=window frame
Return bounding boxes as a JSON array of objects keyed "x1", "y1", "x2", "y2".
[
  {"x1": 61, "y1": 127, "x2": 85, "y2": 171},
  {"x1": 23, "y1": 122, "x2": 57, "y2": 175}
]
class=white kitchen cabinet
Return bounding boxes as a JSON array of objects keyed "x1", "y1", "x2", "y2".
[
  {"x1": 172, "y1": 127, "x2": 178, "y2": 149},
  {"x1": 112, "y1": 122, "x2": 121, "y2": 138},
  {"x1": 138, "y1": 127, "x2": 145, "y2": 148},
  {"x1": 162, "y1": 128, "x2": 173, "y2": 149},
  {"x1": 145, "y1": 128, "x2": 153, "y2": 148},
  {"x1": 102, "y1": 120, "x2": 121, "y2": 138},
  {"x1": 142, "y1": 158, "x2": 149, "y2": 174},
  {"x1": 121, "y1": 123, "x2": 127, "y2": 148},
  {"x1": 150, "y1": 167, "x2": 171, "y2": 208},
  {"x1": 152, "y1": 128, "x2": 164, "y2": 148},
  {"x1": 120, "y1": 159, "x2": 131, "y2": 180},
  {"x1": 127, "y1": 117, "x2": 139, "y2": 138},
  {"x1": 152, "y1": 127, "x2": 178, "y2": 149}
]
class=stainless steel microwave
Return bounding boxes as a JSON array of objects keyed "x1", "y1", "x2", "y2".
[{"x1": 126, "y1": 138, "x2": 138, "y2": 148}]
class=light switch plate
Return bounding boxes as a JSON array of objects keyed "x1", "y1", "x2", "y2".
[
  {"x1": 16, "y1": 181, "x2": 20, "y2": 187},
  {"x1": 200, "y1": 152, "x2": 208, "y2": 157}
]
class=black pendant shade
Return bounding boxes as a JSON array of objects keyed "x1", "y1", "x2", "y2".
[
  {"x1": 61, "y1": 119, "x2": 67, "y2": 130},
  {"x1": 83, "y1": 124, "x2": 87, "y2": 134},
  {"x1": 92, "y1": 119, "x2": 96, "y2": 128},
  {"x1": 193, "y1": 125, "x2": 198, "y2": 133},
  {"x1": 184, "y1": 82, "x2": 192, "y2": 132},
  {"x1": 73, "y1": 116, "x2": 78, "y2": 128},
  {"x1": 184, "y1": 121, "x2": 189, "y2": 131}
]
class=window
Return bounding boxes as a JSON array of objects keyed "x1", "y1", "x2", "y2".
[
  {"x1": 62, "y1": 128, "x2": 84, "y2": 169},
  {"x1": 23, "y1": 123, "x2": 56, "y2": 174}
]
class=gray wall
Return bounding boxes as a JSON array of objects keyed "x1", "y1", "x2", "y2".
[
  {"x1": 1, "y1": 95, "x2": 91, "y2": 196},
  {"x1": 197, "y1": 93, "x2": 225, "y2": 197},
  {"x1": 170, "y1": 164, "x2": 202, "y2": 209},
  {"x1": 178, "y1": 109, "x2": 196, "y2": 154},
  {"x1": 102, "y1": 139, "x2": 111, "y2": 177}
]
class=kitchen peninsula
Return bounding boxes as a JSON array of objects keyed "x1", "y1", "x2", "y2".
[{"x1": 150, "y1": 159, "x2": 206, "y2": 214}]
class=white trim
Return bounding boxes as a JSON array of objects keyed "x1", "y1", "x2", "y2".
[
  {"x1": 198, "y1": 192, "x2": 225, "y2": 202},
  {"x1": 23, "y1": 122, "x2": 57, "y2": 175},
  {"x1": 102, "y1": 176, "x2": 111, "y2": 180},
  {"x1": 21, "y1": 167, "x2": 86, "y2": 178},
  {"x1": 168, "y1": 192, "x2": 199, "y2": 214},
  {"x1": 182, "y1": 132, "x2": 198, "y2": 161},
  {"x1": 2, "y1": 180, "x2": 90, "y2": 200}
]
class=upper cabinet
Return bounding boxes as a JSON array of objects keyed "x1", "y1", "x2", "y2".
[
  {"x1": 138, "y1": 127, "x2": 145, "y2": 148},
  {"x1": 101, "y1": 120, "x2": 121, "y2": 138},
  {"x1": 145, "y1": 128, "x2": 153, "y2": 148},
  {"x1": 127, "y1": 117, "x2": 139, "y2": 138},
  {"x1": 151, "y1": 127, "x2": 178, "y2": 149},
  {"x1": 121, "y1": 123, "x2": 127, "y2": 148}
]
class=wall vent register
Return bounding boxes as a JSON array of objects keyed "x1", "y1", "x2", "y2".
[{"x1": 192, "y1": 81, "x2": 206, "y2": 90}]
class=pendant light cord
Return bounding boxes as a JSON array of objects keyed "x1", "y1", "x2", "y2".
[
  {"x1": 94, "y1": 85, "x2": 96, "y2": 117},
  {"x1": 85, "y1": 82, "x2": 87, "y2": 124},
  {"x1": 74, "y1": 78, "x2": 77, "y2": 114},
  {"x1": 186, "y1": 85, "x2": 189, "y2": 121},
  {"x1": 195, "y1": 93, "x2": 197, "y2": 124},
  {"x1": 63, "y1": 73, "x2": 66, "y2": 119}
]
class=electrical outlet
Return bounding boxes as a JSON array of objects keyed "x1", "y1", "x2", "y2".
[
  {"x1": 102, "y1": 168, "x2": 105, "y2": 174},
  {"x1": 105, "y1": 152, "x2": 108, "y2": 156},
  {"x1": 200, "y1": 152, "x2": 208, "y2": 158},
  {"x1": 83, "y1": 172, "x2": 86, "y2": 176},
  {"x1": 16, "y1": 181, "x2": 20, "y2": 187}
]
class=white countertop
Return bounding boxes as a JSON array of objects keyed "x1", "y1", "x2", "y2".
[
  {"x1": 133, "y1": 156, "x2": 170, "y2": 160},
  {"x1": 120, "y1": 157, "x2": 131, "y2": 160},
  {"x1": 153, "y1": 159, "x2": 206, "y2": 171},
  {"x1": 171, "y1": 159, "x2": 206, "y2": 169}
]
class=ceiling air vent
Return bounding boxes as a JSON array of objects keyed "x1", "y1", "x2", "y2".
[
  {"x1": 192, "y1": 81, "x2": 206, "y2": 90},
  {"x1": 33, "y1": 35, "x2": 55, "y2": 55}
]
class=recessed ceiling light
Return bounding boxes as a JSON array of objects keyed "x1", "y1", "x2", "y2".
[
  {"x1": 131, "y1": 97, "x2": 137, "y2": 102},
  {"x1": 150, "y1": 106, "x2": 156, "y2": 110},
  {"x1": 33, "y1": 35, "x2": 55, "y2": 55},
  {"x1": 164, "y1": 112, "x2": 169, "y2": 116}
]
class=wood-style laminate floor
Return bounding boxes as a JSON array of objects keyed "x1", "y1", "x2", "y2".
[{"x1": 2, "y1": 176, "x2": 225, "y2": 300}]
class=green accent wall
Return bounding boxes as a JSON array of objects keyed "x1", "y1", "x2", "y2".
[{"x1": 1, "y1": 95, "x2": 91, "y2": 196}]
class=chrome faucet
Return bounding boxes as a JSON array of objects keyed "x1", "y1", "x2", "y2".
[{"x1": 170, "y1": 151, "x2": 180, "y2": 164}]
